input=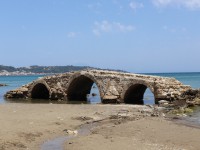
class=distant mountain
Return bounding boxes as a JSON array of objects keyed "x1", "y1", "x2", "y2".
[{"x1": 0, "y1": 65, "x2": 127, "y2": 74}]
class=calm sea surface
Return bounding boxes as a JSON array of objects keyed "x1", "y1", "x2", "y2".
[
  {"x1": 146, "y1": 72, "x2": 200, "y2": 88},
  {"x1": 0, "y1": 75, "x2": 45, "y2": 104}
]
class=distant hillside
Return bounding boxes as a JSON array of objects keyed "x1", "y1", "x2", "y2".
[
  {"x1": 0, "y1": 65, "x2": 127, "y2": 74},
  {"x1": 0, "y1": 65, "x2": 17, "y2": 72},
  {"x1": 0, "y1": 65, "x2": 94, "y2": 73}
]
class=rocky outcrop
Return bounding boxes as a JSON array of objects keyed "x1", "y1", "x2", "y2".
[
  {"x1": 5, "y1": 84, "x2": 29, "y2": 99},
  {"x1": 179, "y1": 89, "x2": 200, "y2": 106},
  {"x1": 0, "y1": 83, "x2": 7, "y2": 86},
  {"x1": 4, "y1": 69, "x2": 192, "y2": 104}
]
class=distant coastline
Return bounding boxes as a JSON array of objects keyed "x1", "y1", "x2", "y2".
[
  {"x1": 0, "y1": 65, "x2": 127, "y2": 76},
  {"x1": 0, "y1": 70, "x2": 52, "y2": 76}
]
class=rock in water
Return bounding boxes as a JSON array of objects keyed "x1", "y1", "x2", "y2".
[
  {"x1": 92, "y1": 93, "x2": 97, "y2": 96},
  {"x1": 0, "y1": 83, "x2": 7, "y2": 87}
]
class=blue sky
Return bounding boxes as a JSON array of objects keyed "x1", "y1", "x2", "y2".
[{"x1": 0, "y1": 0, "x2": 200, "y2": 73}]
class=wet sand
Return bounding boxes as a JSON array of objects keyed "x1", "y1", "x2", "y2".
[{"x1": 0, "y1": 103, "x2": 200, "y2": 150}]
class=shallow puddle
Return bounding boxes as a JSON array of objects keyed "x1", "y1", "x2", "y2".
[
  {"x1": 41, "y1": 136, "x2": 73, "y2": 150},
  {"x1": 41, "y1": 122, "x2": 99, "y2": 150}
]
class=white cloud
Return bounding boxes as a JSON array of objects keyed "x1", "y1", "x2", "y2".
[
  {"x1": 152, "y1": 0, "x2": 172, "y2": 6},
  {"x1": 67, "y1": 32, "x2": 78, "y2": 38},
  {"x1": 93, "y1": 20, "x2": 135, "y2": 36},
  {"x1": 152, "y1": 0, "x2": 200, "y2": 9},
  {"x1": 162, "y1": 25, "x2": 187, "y2": 33},
  {"x1": 129, "y1": 1, "x2": 144, "y2": 10}
]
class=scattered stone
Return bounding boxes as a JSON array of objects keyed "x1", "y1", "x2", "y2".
[
  {"x1": 158, "y1": 100, "x2": 169, "y2": 107},
  {"x1": 63, "y1": 129, "x2": 78, "y2": 135},
  {"x1": 92, "y1": 93, "x2": 97, "y2": 96},
  {"x1": 57, "y1": 117, "x2": 64, "y2": 121},
  {"x1": 55, "y1": 122, "x2": 61, "y2": 125},
  {"x1": 172, "y1": 116, "x2": 181, "y2": 120},
  {"x1": 182, "y1": 114, "x2": 187, "y2": 117},
  {"x1": 72, "y1": 116, "x2": 93, "y2": 121}
]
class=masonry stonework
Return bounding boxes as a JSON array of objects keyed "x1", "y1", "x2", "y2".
[{"x1": 5, "y1": 70, "x2": 192, "y2": 104}]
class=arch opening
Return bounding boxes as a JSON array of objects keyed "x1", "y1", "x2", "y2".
[
  {"x1": 31, "y1": 83, "x2": 50, "y2": 99},
  {"x1": 124, "y1": 84, "x2": 155, "y2": 105},
  {"x1": 67, "y1": 75, "x2": 101, "y2": 103}
]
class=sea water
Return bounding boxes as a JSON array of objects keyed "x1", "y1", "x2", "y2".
[
  {"x1": 0, "y1": 75, "x2": 44, "y2": 104},
  {"x1": 146, "y1": 72, "x2": 200, "y2": 88},
  {"x1": 143, "y1": 72, "x2": 200, "y2": 104},
  {"x1": 0, "y1": 72, "x2": 200, "y2": 104}
]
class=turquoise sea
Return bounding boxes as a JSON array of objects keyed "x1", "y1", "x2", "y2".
[
  {"x1": 0, "y1": 75, "x2": 45, "y2": 104},
  {"x1": 146, "y1": 72, "x2": 200, "y2": 88}
]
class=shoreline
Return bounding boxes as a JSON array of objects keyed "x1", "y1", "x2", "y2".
[
  {"x1": 1, "y1": 103, "x2": 200, "y2": 150},
  {"x1": 0, "y1": 72, "x2": 53, "y2": 76}
]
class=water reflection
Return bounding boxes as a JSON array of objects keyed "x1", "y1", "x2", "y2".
[
  {"x1": 5, "y1": 84, "x2": 154, "y2": 105},
  {"x1": 5, "y1": 83, "x2": 101, "y2": 104}
]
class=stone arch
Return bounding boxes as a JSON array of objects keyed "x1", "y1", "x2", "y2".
[
  {"x1": 30, "y1": 81, "x2": 51, "y2": 99},
  {"x1": 66, "y1": 73, "x2": 103, "y2": 102},
  {"x1": 122, "y1": 81, "x2": 155, "y2": 104}
]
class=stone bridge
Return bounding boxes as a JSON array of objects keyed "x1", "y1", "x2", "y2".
[{"x1": 5, "y1": 69, "x2": 191, "y2": 104}]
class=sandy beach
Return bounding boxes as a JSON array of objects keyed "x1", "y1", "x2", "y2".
[{"x1": 0, "y1": 103, "x2": 200, "y2": 150}]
